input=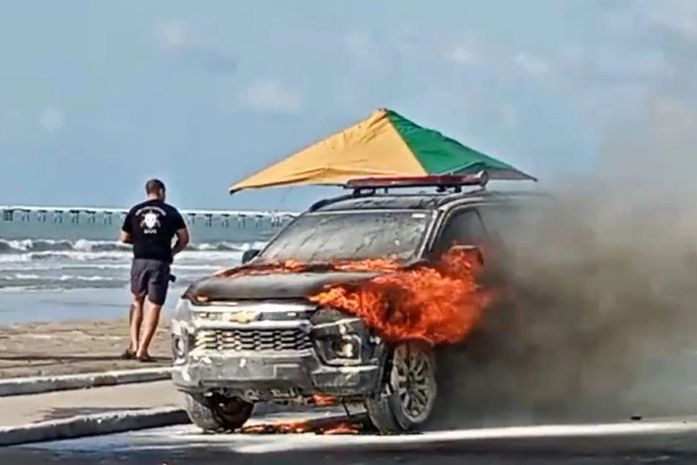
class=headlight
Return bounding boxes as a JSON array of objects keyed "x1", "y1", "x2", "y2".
[
  {"x1": 312, "y1": 309, "x2": 373, "y2": 366},
  {"x1": 172, "y1": 334, "x2": 187, "y2": 359},
  {"x1": 171, "y1": 298, "x2": 194, "y2": 361},
  {"x1": 332, "y1": 335, "x2": 362, "y2": 359},
  {"x1": 315, "y1": 333, "x2": 366, "y2": 366},
  {"x1": 173, "y1": 298, "x2": 193, "y2": 323}
]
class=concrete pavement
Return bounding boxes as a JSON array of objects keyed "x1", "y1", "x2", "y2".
[
  {"x1": 0, "y1": 380, "x2": 186, "y2": 446},
  {"x1": 0, "y1": 367, "x2": 172, "y2": 397},
  {"x1": 0, "y1": 380, "x2": 180, "y2": 427},
  {"x1": 0, "y1": 378, "x2": 360, "y2": 446},
  {"x1": 13, "y1": 417, "x2": 697, "y2": 465}
]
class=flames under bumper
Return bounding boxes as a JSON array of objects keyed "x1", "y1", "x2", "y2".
[{"x1": 171, "y1": 305, "x2": 385, "y2": 401}]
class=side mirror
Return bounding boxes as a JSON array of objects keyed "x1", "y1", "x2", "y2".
[{"x1": 241, "y1": 249, "x2": 260, "y2": 264}]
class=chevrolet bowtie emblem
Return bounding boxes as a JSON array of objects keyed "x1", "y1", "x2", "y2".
[{"x1": 225, "y1": 310, "x2": 259, "y2": 324}]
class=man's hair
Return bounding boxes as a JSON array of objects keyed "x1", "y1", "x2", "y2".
[{"x1": 145, "y1": 178, "x2": 166, "y2": 195}]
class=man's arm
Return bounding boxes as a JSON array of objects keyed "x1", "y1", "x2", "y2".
[
  {"x1": 172, "y1": 227, "x2": 190, "y2": 256},
  {"x1": 119, "y1": 230, "x2": 133, "y2": 244},
  {"x1": 120, "y1": 210, "x2": 133, "y2": 244}
]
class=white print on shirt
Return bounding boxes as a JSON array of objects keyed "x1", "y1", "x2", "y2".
[
  {"x1": 140, "y1": 212, "x2": 160, "y2": 234},
  {"x1": 136, "y1": 206, "x2": 167, "y2": 235}
]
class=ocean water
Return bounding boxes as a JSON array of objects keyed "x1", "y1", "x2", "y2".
[{"x1": 0, "y1": 210, "x2": 289, "y2": 324}]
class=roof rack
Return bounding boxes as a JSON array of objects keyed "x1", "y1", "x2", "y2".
[{"x1": 345, "y1": 171, "x2": 489, "y2": 194}]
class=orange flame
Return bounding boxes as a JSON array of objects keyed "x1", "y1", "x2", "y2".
[
  {"x1": 310, "y1": 247, "x2": 491, "y2": 345},
  {"x1": 312, "y1": 394, "x2": 339, "y2": 406},
  {"x1": 216, "y1": 247, "x2": 491, "y2": 346},
  {"x1": 239, "y1": 420, "x2": 361, "y2": 435},
  {"x1": 318, "y1": 421, "x2": 361, "y2": 435},
  {"x1": 240, "y1": 420, "x2": 311, "y2": 434}
]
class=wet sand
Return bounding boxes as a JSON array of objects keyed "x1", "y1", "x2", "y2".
[{"x1": 0, "y1": 318, "x2": 171, "y2": 378}]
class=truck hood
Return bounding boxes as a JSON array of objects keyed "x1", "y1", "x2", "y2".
[{"x1": 184, "y1": 270, "x2": 380, "y2": 301}]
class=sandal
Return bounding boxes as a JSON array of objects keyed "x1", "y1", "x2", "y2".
[
  {"x1": 120, "y1": 349, "x2": 135, "y2": 360},
  {"x1": 138, "y1": 354, "x2": 156, "y2": 363}
]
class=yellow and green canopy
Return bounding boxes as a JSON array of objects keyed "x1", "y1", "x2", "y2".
[{"x1": 230, "y1": 108, "x2": 534, "y2": 193}]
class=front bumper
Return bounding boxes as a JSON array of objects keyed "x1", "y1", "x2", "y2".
[
  {"x1": 172, "y1": 350, "x2": 381, "y2": 399},
  {"x1": 171, "y1": 303, "x2": 384, "y2": 401}
]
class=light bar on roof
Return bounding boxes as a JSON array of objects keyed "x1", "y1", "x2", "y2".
[{"x1": 345, "y1": 171, "x2": 489, "y2": 190}]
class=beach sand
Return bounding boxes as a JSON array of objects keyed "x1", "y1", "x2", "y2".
[{"x1": 0, "y1": 318, "x2": 171, "y2": 378}]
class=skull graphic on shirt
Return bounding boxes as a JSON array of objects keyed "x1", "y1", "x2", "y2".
[{"x1": 141, "y1": 211, "x2": 160, "y2": 232}]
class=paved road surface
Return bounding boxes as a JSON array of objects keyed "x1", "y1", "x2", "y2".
[
  {"x1": 0, "y1": 380, "x2": 179, "y2": 426},
  {"x1": 4, "y1": 416, "x2": 697, "y2": 464}
]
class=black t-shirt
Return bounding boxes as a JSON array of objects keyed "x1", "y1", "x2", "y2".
[{"x1": 122, "y1": 200, "x2": 186, "y2": 263}]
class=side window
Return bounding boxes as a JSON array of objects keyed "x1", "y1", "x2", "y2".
[
  {"x1": 478, "y1": 204, "x2": 528, "y2": 247},
  {"x1": 477, "y1": 205, "x2": 510, "y2": 246},
  {"x1": 435, "y1": 209, "x2": 487, "y2": 254}
]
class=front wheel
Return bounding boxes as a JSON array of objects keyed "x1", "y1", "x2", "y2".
[
  {"x1": 183, "y1": 393, "x2": 253, "y2": 432},
  {"x1": 366, "y1": 341, "x2": 437, "y2": 433}
]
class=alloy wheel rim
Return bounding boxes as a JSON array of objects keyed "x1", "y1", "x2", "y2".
[{"x1": 395, "y1": 344, "x2": 434, "y2": 421}]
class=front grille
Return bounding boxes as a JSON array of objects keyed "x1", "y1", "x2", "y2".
[{"x1": 194, "y1": 327, "x2": 312, "y2": 352}]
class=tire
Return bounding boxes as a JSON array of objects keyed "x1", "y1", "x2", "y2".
[
  {"x1": 366, "y1": 341, "x2": 437, "y2": 433},
  {"x1": 184, "y1": 393, "x2": 253, "y2": 432}
]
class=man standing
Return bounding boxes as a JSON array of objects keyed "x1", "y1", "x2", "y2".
[{"x1": 119, "y1": 179, "x2": 190, "y2": 362}]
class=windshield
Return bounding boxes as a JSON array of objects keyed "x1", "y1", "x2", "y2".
[{"x1": 258, "y1": 211, "x2": 432, "y2": 263}]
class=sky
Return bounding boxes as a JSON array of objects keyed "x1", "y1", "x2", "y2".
[{"x1": 1, "y1": 0, "x2": 696, "y2": 211}]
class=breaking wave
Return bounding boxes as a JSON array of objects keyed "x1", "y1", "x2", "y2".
[
  {"x1": 0, "y1": 237, "x2": 263, "y2": 290},
  {"x1": 0, "y1": 238, "x2": 264, "y2": 255},
  {"x1": 0, "y1": 273, "x2": 126, "y2": 291}
]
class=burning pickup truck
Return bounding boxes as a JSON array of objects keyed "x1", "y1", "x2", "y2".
[{"x1": 171, "y1": 174, "x2": 539, "y2": 433}]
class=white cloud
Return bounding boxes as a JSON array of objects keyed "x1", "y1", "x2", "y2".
[
  {"x1": 644, "y1": 1, "x2": 697, "y2": 42},
  {"x1": 153, "y1": 19, "x2": 237, "y2": 74},
  {"x1": 38, "y1": 107, "x2": 65, "y2": 133},
  {"x1": 513, "y1": 52, "x2": 551, "y2": 76},
  {"x1": 239, "y1": 80, "x2": 302, "y2": 114},
  {"x1": 154, "y1": 19, "x2": 189, "y2": 50},
  {"x1": 445, "y1": 44, "x2": 477, "y2": 66}
]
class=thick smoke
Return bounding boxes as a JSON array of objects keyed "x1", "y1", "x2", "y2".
[{"x1": 433, "y1": 97, "x2": 697, "y2": 428}]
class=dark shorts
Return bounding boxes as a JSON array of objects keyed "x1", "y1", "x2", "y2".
[{"x1": 130, "y1": 258, "x2": 170, "y2": 305}]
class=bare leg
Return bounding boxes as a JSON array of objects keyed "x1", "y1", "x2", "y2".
[
  {"x1": 129, "y1": 294, "x2": 145, "y2": 354},
  {"x1": 136, "y1": 298, "x2": 162, "y2": 359}
]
